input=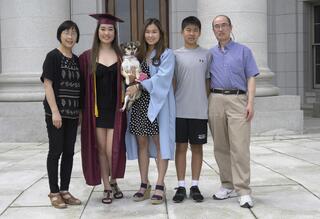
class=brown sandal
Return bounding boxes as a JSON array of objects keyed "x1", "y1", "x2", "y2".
[
  {"x1": 151, "y1": 185, "x2": 166, "y2": 205},
  {"x1": 60, "y1": 191, "x2": 81, "y2": 205},
  {"x1": 102, "y1": 190, "x2": 113, "y2": 204},
  {"x1": 133, "y1": 182, "x2": 151, "y2": 202},
  {"x1": 48, "y1": 193, "x2": 67, "y2": 209}
]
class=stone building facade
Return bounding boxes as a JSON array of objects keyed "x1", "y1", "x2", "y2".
[{"x1": 1, "y1": 0, "x2": 318, "y2": 141}]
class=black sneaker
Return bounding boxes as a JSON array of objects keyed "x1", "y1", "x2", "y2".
[
  {"x1": 172, "y1": 186, "x2": 187, "y2": 203},
  {"x1": 190, "y1": 186, "x2": 204, "y2": 202}
]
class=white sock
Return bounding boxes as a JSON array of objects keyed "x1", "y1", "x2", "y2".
[
  {"x1": 191, "y1": 180, "x2": 199, "y2": 187},
  {"x1": 178, "y1": 180, "x2": 186, "y2": 188}
]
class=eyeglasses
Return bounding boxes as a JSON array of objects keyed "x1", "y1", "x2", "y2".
[
  {"x1": 213, "y1": 23, "x2": 230, "y2": 30},
  {"x1": 62, "y1": 30, "x2": 77, "y2": 37}
]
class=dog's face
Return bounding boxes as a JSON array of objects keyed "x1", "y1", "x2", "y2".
[{"x1": 121, "y1": 41, "x2": 140, "y2": 56}]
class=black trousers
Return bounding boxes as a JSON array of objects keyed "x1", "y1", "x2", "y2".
[{"x1": 45, "y1": 116, "x2": 78, "y2": 193}]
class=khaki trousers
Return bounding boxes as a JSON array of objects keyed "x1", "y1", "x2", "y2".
[{"x1": 208, "y1": 93, "x2": 251, "y2": 195}]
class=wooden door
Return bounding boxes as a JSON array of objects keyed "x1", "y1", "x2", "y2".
[{"x1": 106, "y1": 0, "x2": 169, "y2": 43}]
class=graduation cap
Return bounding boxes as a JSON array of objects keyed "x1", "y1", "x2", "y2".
[{"x1": 90, "y1": 13, "x2": 124, "y2": 25}]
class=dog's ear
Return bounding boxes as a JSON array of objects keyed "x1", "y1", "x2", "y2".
[
  {"x1": 120, "y1": 43, "x2": 125, "y2": 51},
  {"x1": 135, "y1": 41, "x2": 140, "y2": 47}
]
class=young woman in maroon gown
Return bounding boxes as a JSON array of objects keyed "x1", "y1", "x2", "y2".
[{"x1": 79, "y1": 14, "x2": 126, "y2": 204}]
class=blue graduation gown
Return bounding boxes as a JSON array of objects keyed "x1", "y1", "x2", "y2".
[{"x1": 125, "y1": 48, "x2": 176, "y2": 160}]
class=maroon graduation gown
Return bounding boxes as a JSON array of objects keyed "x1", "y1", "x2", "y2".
[{"x1": 79, "y1": 49, "x2": 126, "y2": 186}]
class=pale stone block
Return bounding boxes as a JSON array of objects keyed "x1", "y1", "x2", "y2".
[
  {"x1": 170, "y1": 0, "x2": 177, "y2": 12},
  {"x1": 275, "y1": 14, "x2": 296, "y2": 34},
  {"x1": 1, "y1": 17, "x2": 63, "y2": 48},
  {"x1": 72, "y1": 0, "x2": 98, "y2": 14},
  {"x1": 0, "y1": 0, "x2": 69, "y2": 18},
  {"x1": 276, "y1": 53, "x2": 287, "y2": 72},
  {"x1": 1, "y1": 206, "x2": 84, "y2": 219},
  {"x1": 284, "y1": 52, "x2": 298, "y2": 72},
  {"x1": 253, "y1": 186, "x2": 320, "y2": 218},
  {"x1": 273, "y1": 0, "x2": 296, "y2": 15},
  {"x1": 74, "y1": 34, "x2": 94, "y2": 56},
  {"x1": 0, "y1": 102, "x2": 47, "y2": 142},
  {"x1": 268, "y1": 34, "x2": 276, "y2": 53},
  {"x1": 71, "y1": 14, "x2": 96, "y2": 35},
  {"x1": 12, "y1": 178, "x2": 91, "y2": 207},
  {"x1": 313, "y1": 103, "x2": 320, "y2": 117},
  {"x1": 230, "y1": 13, "x2": 267, "y2": 43},
  {"x1": 82, "y1": 191, "x2": 167, "y2": 218},
  {"x1": 197, "y1": 0, "x2": 266, "y2": 14},
  {"x1": 275, "y1": 72, "x2": 287, "y2": 89},
  {"x1": 176, "y1": 0, "x2": 196, "y2": 11},
  {"x1": 252, "y1": 96, "x2": 303, "y2": 135},
  {"x1": 285, "y1": 87, "x2": 298, "y2": 95},
  {"x1": 285, "y1": 71, "x2": 298, "y2": 88},
  {"x1": 255, "y1": 95, "x2": 301, "y2": 111},
  {"x1": 252, "y1": 110, "x2": 303, "y2": 135},
  {"x1": 305, "y1": 92, "x2": 316, "y2": 97},
  {"x1": 268, "y1": 52, "x2": 277, "y2": 70},
  {"x1": 1, "y1": 47, "x2": 52, "y2": 73}
]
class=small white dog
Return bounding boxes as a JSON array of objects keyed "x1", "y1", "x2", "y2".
[
  {"x1": 120, "y1": 41, "x2": 147, "y2": 111},
  {"x1": 121, "y1": 41, "x2": 141, "y2": 85}
]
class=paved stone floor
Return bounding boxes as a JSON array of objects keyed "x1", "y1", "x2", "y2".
[{"x1": 1, "y1": 121, "x2": 320, "y2": 218}]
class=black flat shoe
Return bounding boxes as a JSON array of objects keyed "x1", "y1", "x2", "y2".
[
  {"x1": 172, "y1": 186, "x2": 187, "y2": 203},
  {"x1": 190, "y1": 186, "x2": 204, "y2": 202}
]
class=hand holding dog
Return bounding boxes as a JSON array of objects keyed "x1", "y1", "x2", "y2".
[{"x1": 126, "y1": 84, "x2": 139, "y2": 98}]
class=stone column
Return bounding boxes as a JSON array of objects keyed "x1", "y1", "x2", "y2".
[
  {"x1": 197, "y1": 0, "x2": 279, "y2": 96},
  {"x1": 0, "y1": 0, "x2": 70, "y2": 142},
  {"x1": 0, "y1": 0, "x2": 70, "y2": 101}
]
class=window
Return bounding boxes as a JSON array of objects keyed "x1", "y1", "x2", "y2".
[
  {"x1": 106, "y1": 0, "x2": 168, "y2": 44},
  {"x1": 313, "y1": 5, "x2": 320, "y2": 88}
]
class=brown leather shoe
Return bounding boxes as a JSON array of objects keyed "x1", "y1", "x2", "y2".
[
  {"x1": 60, "y1": 192, "x2": 81, "y2": 205},
  {"x1": 48, "y1": 193, "x2": 67, "y2": 209}
]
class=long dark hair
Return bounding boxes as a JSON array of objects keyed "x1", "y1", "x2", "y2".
[
  {"x1": 137, "y1": 18, "x2": 167, "y2": 63},
  {"x1": 90, "y1": 23, "x2": 122, "y2": 73}
]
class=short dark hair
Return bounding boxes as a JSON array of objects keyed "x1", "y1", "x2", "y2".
[
  {"x1": 181, "y1": 16, "x2": 201, "y2": 31},
  {"x1": 56, "y1": 20, "x2": 80, "y2": 43}
]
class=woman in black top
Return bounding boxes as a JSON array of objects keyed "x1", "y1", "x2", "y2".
[
  {"x1": 79, "y1": 14, "x2": 126, "y2": 205},
  {"x1": 41, "y1": 20, "x2": 82, "y2": 209}
]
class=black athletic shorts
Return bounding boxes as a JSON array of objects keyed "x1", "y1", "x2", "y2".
[{"x1": 176, "y1": 118, "x2": 208, "y2": 144}]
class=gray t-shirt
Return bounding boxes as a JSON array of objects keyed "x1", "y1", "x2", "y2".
[{"x1": 174, "y1": 46, "x2": 212, "y2": 119}]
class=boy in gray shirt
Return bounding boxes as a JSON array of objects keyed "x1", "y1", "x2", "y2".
[{"x1": 173, "y1": 16, "x2": 212, "y2": 203}]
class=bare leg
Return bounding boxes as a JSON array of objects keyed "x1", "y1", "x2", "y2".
[
  {"x1": 136, "y1": 135, "x2": 150, "y2": 193},
  {"x1": 153, "y1": 135, "x2": 168, "y2": 196},
  {"x1": 96, "y1": 128, "x2": 111, "y2": 190},
  {"x1": 175, "y1": 143, "x2": 188, "y2": 181},
  {"x1": 105, "y1": 129, "x2": 116, "y2": 183},
  {"x1": 191, "y1": 144, "x2": 203, "y2": 181}
]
